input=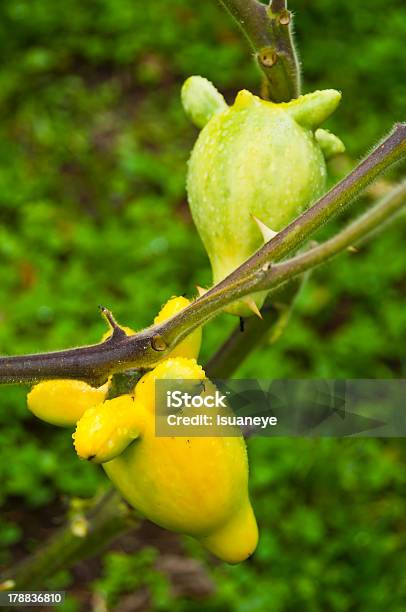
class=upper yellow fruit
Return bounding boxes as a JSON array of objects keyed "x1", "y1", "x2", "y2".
[{"x1": 154, "y1": 296, "x2": 201, "y2": 360}]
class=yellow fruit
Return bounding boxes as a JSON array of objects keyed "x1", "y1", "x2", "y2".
[
  {"x1": 26, "y1": 324, "x2": 134, "y2": 427},
  {"x1": 27, "y1": 379, "x2": 108, "y2": 427},
  {"x1": 73, "y1": 395, "x2": 143, "y2": 463},
  {"x1": 103, "y1": 357, "x2": 258, "y2": 563},
  {"x1": 154, "y1": 296, "x2": 201, "y2": 360}
]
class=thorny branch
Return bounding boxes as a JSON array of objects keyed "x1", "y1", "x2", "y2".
[
  {"x1": 218, "y1": 0, "x2": 301, "y2": 101},
  {"x1": 0, "y1": 124, "x2": 404, "y2": 387}
]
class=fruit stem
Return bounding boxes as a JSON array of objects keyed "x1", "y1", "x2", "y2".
[
  {"x1": 218, "y1": 0, "x2": 300, "y2": 101},
  {"x1": 255, "y1": 179, "x2": 406, "y2": 292},
  {"x1": 205, "y1": 276, "x2": 306, "y2": 378}
]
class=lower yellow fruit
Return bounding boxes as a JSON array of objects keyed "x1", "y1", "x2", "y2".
[{"x1": 103, "y1": 358, "x2": 258, "y2": 563}]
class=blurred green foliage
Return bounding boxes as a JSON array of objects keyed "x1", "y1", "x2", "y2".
[
  {"x1": 94, "y1": 549, "x2": 171, "y2": 609},
  {"x1": 0, "y1": 0, "x2": 404, "y2": 609}
]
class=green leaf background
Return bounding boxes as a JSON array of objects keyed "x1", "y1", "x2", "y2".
[{"x1": 0, "y1": 0, "x2": 404, "y2": 609}]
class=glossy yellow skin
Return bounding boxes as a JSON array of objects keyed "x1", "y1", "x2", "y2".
[
  {"x1": 73, "y1": 395, "x2": 142, "y2": 463},
  {"x1": 103, "y1": 358, "x2": 258, "y2": 563},
  {"x1": 28, "y1": 303, "x2": 257, "y2": 563},
  {"x1": 154, "y1": 296, "x2": 201, "y2": 360},
  {"x1": 27, "y1": 296, "x2": 200, "y2": 427},
  {"x1": 27, "y1": 379, "x2": 108, "y2": 427}
]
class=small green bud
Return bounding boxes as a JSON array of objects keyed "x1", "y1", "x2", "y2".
[
  {"x1": 315, "y1": 128, "x2": 345, "y2": 159},
  {"x1": 283, "y1": 89, "x2": 341, "y2": 129}
]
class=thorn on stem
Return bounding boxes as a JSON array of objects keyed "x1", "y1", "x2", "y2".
[
  {"x1": 243, "y1": 297, "x2": 263, "y2": 319},
  {"x1": 251, "y1": 214, "x2": 278, "y2": 243},
  {"x1": 347, "y1": 246, "x2": 359, "y2": 253},
  {"x1": 99, "y1": 305, "x2": 127, "y2": 340},
  {"x1": 196, "y1": 285, "x2": 207, "y2": 297}
]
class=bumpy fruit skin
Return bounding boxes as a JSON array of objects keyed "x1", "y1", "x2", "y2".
[
  {"x1": 184, "y1": 80, "x2": 343, "y2": 316},
  {"x1": 103, "y1": 357, "x2": 258, "y2": 563},
  {"x1": 154, "y1": 296, "x2": 201, "y2": 360},
  {"x1": 73, "y1": 395, "x2": 143, "y2": 463},
  {"x1": 27, "y1": 380, "x2": 108, "y2": 427}
]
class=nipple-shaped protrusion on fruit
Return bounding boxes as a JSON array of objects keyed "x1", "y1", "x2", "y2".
[
  {"x1": 27, "y1": 319, "x2": 135, "y2": 428},
  {"x1": 27, "y1": 379, "x2": 109, "y2": 427},
  {"x1": 73, "y1": 395, "x2": 144, "y2": 463},
  {"x1": 198, "y1": 500, "x2": 259, "y2": 564},
  {"x1": 283, "y1": 89, "x2": 341, "y2": 129},
  {"x1": 153, "y1": 296, "x2": 202, "y2": 360},
  {"x1": 135, "y1": 357, "x2": 205, "y2": 410},
  {"x1": 181, "y1": 76, "x2": 228, "y2": 129},
  {"x1": 315, "y1": 128, "x2": 345, "y2": 160},
  {"x1": 233, "y1": 89, "x2": 257, "y2": 109},
  {"x1": 251, "y1": 214, "x2": 278, "y2": 243}
]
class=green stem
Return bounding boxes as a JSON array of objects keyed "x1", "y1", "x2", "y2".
[
  {"x1": 218, "y1": 0, "x2": 300, "y2": 101},
  {"x1": 0, "y1": 124, "x2": 404, "y2": 386},
  {"x1": 0, "y1": 490, "x2": 137, "y2": 590},
  {"x1": 255, "y1": 180, "x2": 406, "y2": 290},
  {"x1": 205, "y1": 276, "x2": 305, "y2": 378}
]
